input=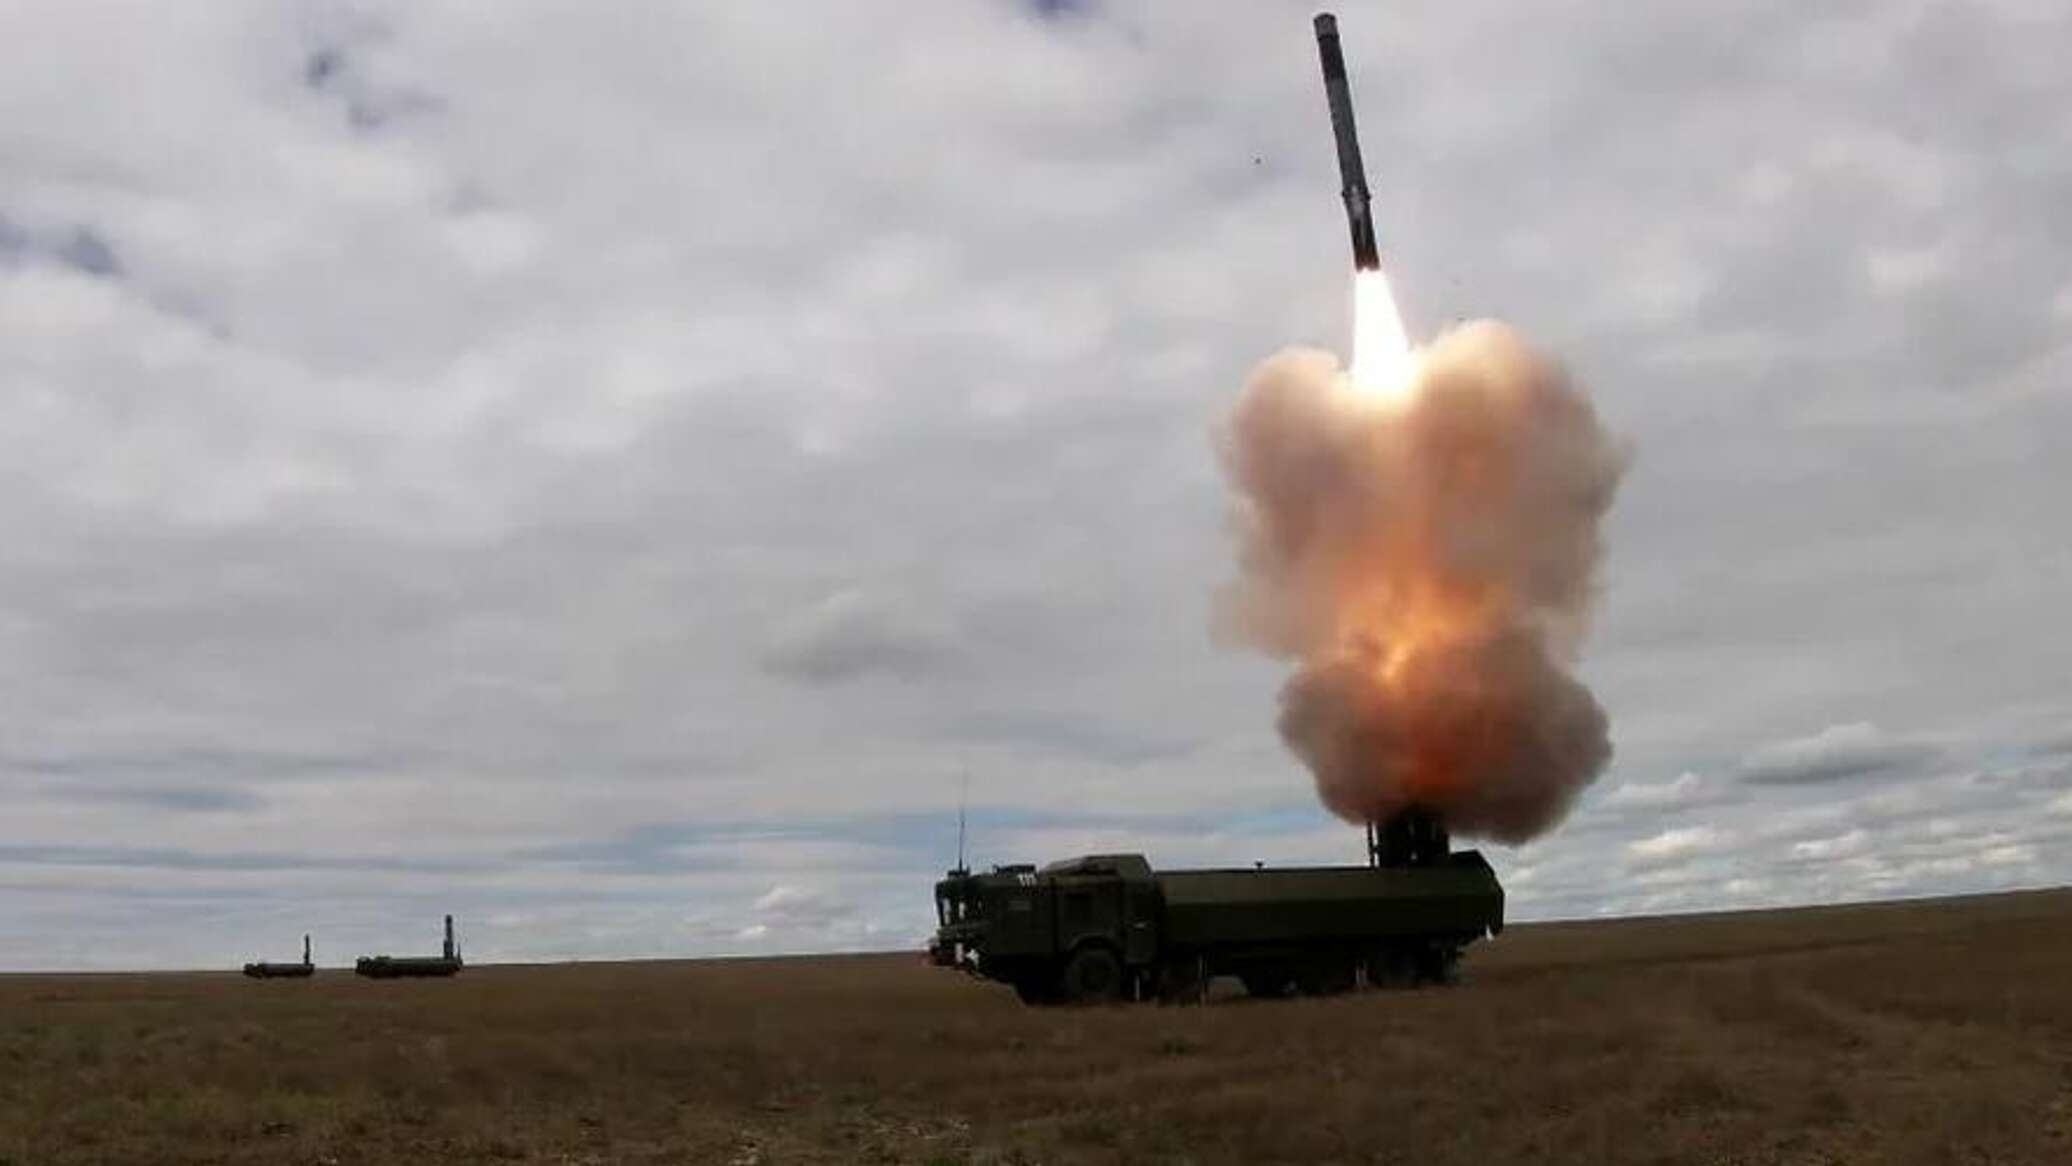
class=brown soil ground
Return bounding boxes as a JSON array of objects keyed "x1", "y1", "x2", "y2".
[{"x1": 4, "y1": 889, "x2": 2069, "y2": 1165}]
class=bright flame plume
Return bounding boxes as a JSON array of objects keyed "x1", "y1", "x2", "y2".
[{"x1": 1349, "y1": 269, "x2": 1414, "y2": 398}]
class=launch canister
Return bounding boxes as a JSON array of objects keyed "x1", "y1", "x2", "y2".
[{"x1": 1314, "y1": 13, "x2": 1380, "y2": 271}]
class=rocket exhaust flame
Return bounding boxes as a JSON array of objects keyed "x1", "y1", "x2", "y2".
[
  {"x1": 1218, "y1": 322, "x2": 1627, "y2": 843},
  {"x1": 1351, "y1": 268, "x2": 1413, "y2": 397}
]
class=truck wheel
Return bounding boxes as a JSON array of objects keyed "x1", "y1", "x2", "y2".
[
  {"x1": 1365, "y1": 948, "x2": 1413, "y2": 989},
  {"x1": 1297, "y1": 962, "x2": 1357, "y2": 997},
  {"x1": 1060, "y1": 947, "x2": 1123, "y2": 1004},
  {"x1": 1416, "y1": 944, "x2": 1460, "y2": 985}
]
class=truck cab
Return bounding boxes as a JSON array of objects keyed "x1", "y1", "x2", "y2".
[{"x1": 932, "y1": 854, "x2": 1162, "y2": 1003}]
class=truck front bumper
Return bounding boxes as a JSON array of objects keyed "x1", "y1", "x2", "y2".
[{"x1": 930, "y1": 925, "x2": 982, "y2": 969}]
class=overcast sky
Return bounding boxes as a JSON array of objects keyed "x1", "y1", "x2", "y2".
[{"x1": 4, "y1": 0, "x2": 2069, "y2": 970}]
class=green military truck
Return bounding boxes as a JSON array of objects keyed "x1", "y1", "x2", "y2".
[
  {"x1": 929, "y1": 812, "x2": 1504, "y2": 1004},
  {"x1": 353, "y1": 914, "x2": 464, "y2": 979}
]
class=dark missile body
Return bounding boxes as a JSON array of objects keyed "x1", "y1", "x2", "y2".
[{"x1": 1314, "y1": 12, "x2": 1380, "y2": 271}]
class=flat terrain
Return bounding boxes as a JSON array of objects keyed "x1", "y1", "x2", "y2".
[{"x1": 5, "y1": 890, "x2": 2070, "y2": 1165}]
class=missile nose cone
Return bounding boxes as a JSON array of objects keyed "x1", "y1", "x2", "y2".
[{"x1": 1314, "y1": 13, "x2": 1338, "y2": 37}]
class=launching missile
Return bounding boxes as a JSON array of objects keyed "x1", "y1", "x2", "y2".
[{"x1": 1313, "y1": 13, "x2": 1379, "y2": 272}]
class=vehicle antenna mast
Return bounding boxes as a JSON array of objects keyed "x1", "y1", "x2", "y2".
[{"x1": 956, "y1": 771, "x2": 969, "y2": 875}]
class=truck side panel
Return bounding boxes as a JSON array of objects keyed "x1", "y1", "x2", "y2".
[{"x1": 1158, "y1": 855, "x2": 1501, "y2": 950}]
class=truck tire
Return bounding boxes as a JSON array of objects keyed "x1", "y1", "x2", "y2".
[
  {"x1": 1297, "y1": 961, "x2": 1357, "y2": 997},
  {"x1": 1060, "y1": 946, "x2": 1123, "y2": 1004},
  {"x1": 1416, "y1": 943, "x2": 1461, "y2": 985},
  {"x1": 1365, "y1": 946, "x2": 1414, "y2": 989}
]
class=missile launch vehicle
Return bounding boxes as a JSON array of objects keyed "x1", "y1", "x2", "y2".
[
  {"x1": 354, "y1": 914, "x2": 464, "y2": 979},
  {"x1": 930, "y1": 810, "x2": 1503, "y2": 1004},
  {"x1": 242, "y1": 934, "x2": 315, "y2": 979}
]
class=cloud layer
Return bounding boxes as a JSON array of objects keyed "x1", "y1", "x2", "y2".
[{"x1": 2, "y1": 1, "x2": 2069, "y2": 968}]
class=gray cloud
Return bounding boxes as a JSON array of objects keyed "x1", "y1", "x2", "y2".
[
  {"x1": 1738, "y1": 722, "x2": 1940, "y2": 786},
  {"x1": 2024, "y1": 733, "x2": 2072, "y2": 761},
  {"x1": 0, "y1": 216, "x2": 123, "y2": 278},
  {"x1": 751, "y1": 884, "x2": 850, "y2": 929},
  {"x1": 1027, "y1": 0, "x2": 1095, "y2": 20},
  {"x1": 3, "y1": 746, "x2": 412, "y2": 782},
  {"x1": 0, "y1": 843, "x2": 480, "y2": 875},
  {"x1": 943, "y1": 708, "x2": 1199, "y2": 765},
  {"x1": 1593, "y1": 771, "x2": 1740, "y2": 820},
  {"x1": 55, "y1": 227, "x2": 121, "y2": 277},
  {"x1": 760, "y1": 588, "x2": 960, "y2": 684},
  {"x1": 35, "y1": 783, "x2": 264, "y2": 813}
]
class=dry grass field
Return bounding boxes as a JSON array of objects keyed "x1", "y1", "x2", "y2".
[{"x1": 4, "y1": 890, "x2": 2070, "y2": 1165}]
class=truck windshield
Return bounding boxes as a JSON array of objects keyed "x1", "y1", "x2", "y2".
[{"x1": 937, "y1": 889, "x2": 980, "y2": 924}]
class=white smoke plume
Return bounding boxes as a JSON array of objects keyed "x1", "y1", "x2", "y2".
[{"x1": 1218, "y1": 321, "x2": 1627, "y2": 843}]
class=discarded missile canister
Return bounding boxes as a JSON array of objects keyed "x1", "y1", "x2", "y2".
[{"x1": 1313, "y1": 13, "x2": 1380, "y2": 272}]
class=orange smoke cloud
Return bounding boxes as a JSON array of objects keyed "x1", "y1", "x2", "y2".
[{"x1": 1218, "y1": 321, "x2": 1627, "y2": 843}]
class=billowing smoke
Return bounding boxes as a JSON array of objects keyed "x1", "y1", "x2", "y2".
[{"x1": 1218, "y1": 321, "x2": 1626, "y2": 843}]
